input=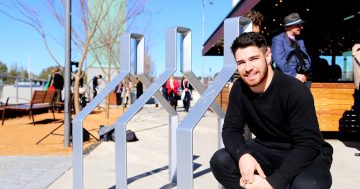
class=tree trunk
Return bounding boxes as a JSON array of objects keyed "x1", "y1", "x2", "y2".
[{"x1": 73, "y1": 71, "x2": 82, "y2": 114}]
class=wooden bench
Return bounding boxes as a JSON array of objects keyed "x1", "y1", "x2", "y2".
[
  {"x1": 1, "y1": 90, "x2": 56, "y2": 126},
  {"x1": 311, "y1": 83, "x2": 354, "y2": 131},
  {"x1": 216, "y1": 82, "x2": 355, "y2": 132}
]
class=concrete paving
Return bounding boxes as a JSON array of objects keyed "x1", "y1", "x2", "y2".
[
  {"x1": 1, "y1": 103, "x2": 359, "y2": 189},
  {"x1": 47, "y1": 105, "x2": 360, "y2": 189},
  {"x1": 0, "y1": 156, "x2": 71, "y2": 189}
]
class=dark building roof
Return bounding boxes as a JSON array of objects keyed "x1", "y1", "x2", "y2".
[{"x1": 203, "y1": 0, "x2": 360, "y2": 56}]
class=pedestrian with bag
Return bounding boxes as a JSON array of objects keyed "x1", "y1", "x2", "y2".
[
  {"x1": 92, "y1": 74, "x2": 102, "y2": 98},
  {"x1": 51, "y1": 67, "x2": 64, "y2": 103},
  {"x1": 166, "y1": 75, "x2": 180, "y2": 110},
  {"x1": 180, "y1": 76, "x2": 193, "y2": 112}
]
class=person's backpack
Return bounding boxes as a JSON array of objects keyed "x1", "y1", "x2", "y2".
[
  {"x1": 125, "y1": 130, "x2": 139, "y2": 142},
  {"x1": 339, "y1": 110, "x2": 360, "y2": 132},
  {"x1": 99, "y1": 125, "x2": 138, "y2": 142}
]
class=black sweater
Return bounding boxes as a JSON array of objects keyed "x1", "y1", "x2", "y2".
[{"x1": 223, "y1": 70, "x2": 332, "y2": 188}]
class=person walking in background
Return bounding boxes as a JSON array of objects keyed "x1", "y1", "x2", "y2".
[
  {"x1": 210, "y1": 32, "x2": 333, "y2": 189},
  {"x1": 114, "y1": 81, "x2": 123, "y2": 106},
  {"x1": 272, "y1": 13, "x2": 312, "y2": 87},
  {"x1": 352, "y1": 41, "x2": 360, "y2": 112},
  {"x1": 135, "y1": 77, "x2": 143, "y2": 99},
  {"x1": 124, "y1": 78, "x2": 133, "y2": 107},
  {"x1": 52, "y1": 67, "x2": 64, "y2": 103},
  {"x1": 166, "y1": 76, "x2": 180, "y2": 110},
  {"x1": 92, "y1": 74, "x2": 102, "y2": 98},
  {"x1": 161, "y1": 82, "x2": 168, "y2": 101},
  {"x1": 180, "y1": 76, "x2": 193, "y2": 112}
]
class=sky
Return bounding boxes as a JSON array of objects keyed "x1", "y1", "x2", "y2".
[{"x1": 0, "y1": 0, "x2": 234, "y2": 78}]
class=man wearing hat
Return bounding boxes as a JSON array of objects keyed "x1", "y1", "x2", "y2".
[{"x1": 272, "y1": 13, "x2": 312, "y2": 87}]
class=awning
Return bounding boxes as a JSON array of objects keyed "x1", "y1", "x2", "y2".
[{"x1": 203, "y1": 0, "x2": 360, "y2": 56}]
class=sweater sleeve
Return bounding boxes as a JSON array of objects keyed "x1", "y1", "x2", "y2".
[
  {"x1": 266, "y1": 84, "x2": 323, "y2": 189},
  {"x1": 222, "y1": 81, "x2": 249, "y2": 161}
]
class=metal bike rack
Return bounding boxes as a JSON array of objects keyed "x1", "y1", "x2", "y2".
[
  {"x1": 72, "y1": 33, "x2": 133, "y2": 189},
  {"x1": 176, "y1": 16, "x2": 252, "y2": 189},
  {"x1": 113, "y1": 27, "x2": 189, "y2": 188},
  {"x1": 179, "y1": 29, "x2": 226, "y2": 149}
]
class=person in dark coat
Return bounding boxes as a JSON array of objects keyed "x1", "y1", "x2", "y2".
[
  {"x1": 92, "y1": 74, "x2": 102, "y2": 98},
  {"x1": 135, "y1": 77, "x2": 143, "y2": 99},
  {"x1": 52, "y1": 67, "x2": 64, "y2": 103},
  {"x1": 114, "y1": 81, "x2": 123, "y2": 106},
  {"x1": 180, "y1": 76, "x2": 193, "y2": 112}
]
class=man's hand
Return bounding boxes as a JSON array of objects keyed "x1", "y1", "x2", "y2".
[
  {"x1": 240, "y1": 175, "x2": 273, "y2": 189},
  {"x1": 238, "y1": 153, "x2": 266, "y2": 185},
  {"x1": 295, "y1": 74, "x2": 307, "y2": 83}
]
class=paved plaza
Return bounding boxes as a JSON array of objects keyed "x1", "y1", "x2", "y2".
[{"x1": 0, "y1": 105, "x2": 359, "y2": 189}]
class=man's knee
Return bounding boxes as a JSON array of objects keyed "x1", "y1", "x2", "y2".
[
  {"x1": 210, "y1": 148, "x2": 235, "y2": 172},
  {"x1": 290, "y1": 173, "x2": 332, "y2": 189}
]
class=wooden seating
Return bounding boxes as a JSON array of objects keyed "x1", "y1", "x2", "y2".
[
  {"x1": 1, "y1": 90, "x2": 56, "y2": 126},
  {"x1": 311, "y1": 83, "x2": 354, "y2": 131},
  {"x1": 216, "y1": 82, "x2": 355, "y2": 132}
]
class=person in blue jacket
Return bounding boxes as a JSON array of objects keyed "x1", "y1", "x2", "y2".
[{"x1": 272, "y1": 13, "x2": 312, "y2": 87}]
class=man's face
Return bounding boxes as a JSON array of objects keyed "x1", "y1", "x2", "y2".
[
  {"x1": 288, "y1": 24, "x2": 303, "y2": 36},
  {"x1": 234, "y1": 46, "x2": 271, "y2": 88}
]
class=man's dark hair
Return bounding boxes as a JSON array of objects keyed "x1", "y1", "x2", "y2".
[{"x1": 231, "y1": 32, "x2": 268, "y2": 55}]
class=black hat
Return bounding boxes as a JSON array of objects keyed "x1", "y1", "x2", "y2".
[{"x1": 283, "y1": 13, "x2": 305, "y2": 27}]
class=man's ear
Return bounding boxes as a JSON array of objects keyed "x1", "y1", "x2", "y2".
[{"x1": 265, "y1": 47, "x2": 272, "y2": 65}]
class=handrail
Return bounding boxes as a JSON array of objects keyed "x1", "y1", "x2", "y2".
[{"x1": 176, "y1": 16, "x2": 252, "y2": 189}]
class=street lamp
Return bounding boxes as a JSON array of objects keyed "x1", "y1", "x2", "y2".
[{"x1": 201, "y1": 0, "x2": 213, "y2": 85}]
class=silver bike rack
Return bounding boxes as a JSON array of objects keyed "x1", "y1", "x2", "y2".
[
  {"x1": 114, "y1": 27, "x2": 191, "y2": 188},
  {"x1": 72, "y1": 33, "x2": 133, "y2": 189},
  {"x1": 179, "y1": 28, "x2": 226, "y2": 149},
  {"x1": 176, "y1": 16, "x2": 252, "y2": 189}
]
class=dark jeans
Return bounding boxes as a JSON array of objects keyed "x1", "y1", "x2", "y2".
[
  {"x1": 182, "y1": 91, "x2": 191, "y2": 112},
  {"x1": 55, "y1": 89, "x2": 62, "y2": 102},
  {"x1": 115, "y1": 92, "x2": 122, "y2": 106},
  {"x1": 93, "y1": 89, "x2": 98, "y2": 98},
  {"x1": 168, "y1": 91, "x2": 178, "y2": 110},
  {"x1": 210, "y1": 140, "x2": 332, "y2": 189},
  {"x1": 136, "y1": 92, "x2": 143, "y2": 99}
]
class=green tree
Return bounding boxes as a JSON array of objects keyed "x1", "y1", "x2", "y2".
[
  {"x1": 39, "y1": 66, "x2": 57, "y2": 80},
  {"x1": 0, "y1": 61, "x2": 8, "y2": 75},
  {"x1": 0, "y1": 0, "x2": 152, "y2": 114}
]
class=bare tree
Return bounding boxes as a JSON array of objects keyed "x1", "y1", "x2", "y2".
[{"x1": 0, "y1": 0, "x2": 151, "y2": 114}]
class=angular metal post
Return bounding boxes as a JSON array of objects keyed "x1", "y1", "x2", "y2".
[
  {"x1": 135, "y1": 29, "x2": 179, "y2": 182},
  {"x1": 72, "y1": 34, "x2": 131, "y2": 189},
  {"x1": 179, "y1": 28, "x2": 226, "y2": 148},
  {"x1": 114, "y1": 28, "x2": 181, "y2": 188},
  {"x1": 176, "y1": 16, "x2": 252, "y2": 189}
]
